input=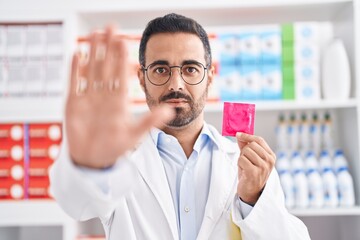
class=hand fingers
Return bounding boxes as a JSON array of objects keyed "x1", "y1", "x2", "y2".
[
  {"x1": 130, "y1": 105, "x2": 175, "y2": 140},
  {"x1": 113, "y1": 37, "x2": 130, "y2": 97},
  {"x1": 69, "y1": 53, "x2": 79, "y2": 97},
  {"x1": 236, "y1": 132, "x2": 273, "y2": 155},
  {"x1": 102, "y1": 25, "x2": 116, "y2": 85},
  {"x1": 86, "y1": 33, "x2": 102, "y2": 86}
]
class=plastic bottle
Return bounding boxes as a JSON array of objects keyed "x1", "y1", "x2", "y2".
[
  {"x1": 304, "y1": 151, "x2": 324, "y2": 208},
  {"x1": 310, "y1": 113, "x2": 321, "y2": 157},
  {"x1": 319, "y1": 150, "x2": 338, "y2": 207},
  {"x1": 276, "y1": 114, "x2": 288, "y2": 151},
  {"x1": 291, "y1": 151, "x2": 309, "y2": 208},
  {"x1": 299, "y1": 113, "x2": 310, "y2": 152},
  {"x1": 276, "y1": 152, "x2": 295, "y2": 208},
  {"x1": 288, "y1": 113, "x2": 299, "y2": 151},
  {"x1": 337, "y1": 166, "x2": 355, "y2": 207},
  {"x1": 321, "y1": 112, "x2": 334, "y2": 150},
  {"x1": 333, "y1": 149, "x2": 348, "y2": 171}
]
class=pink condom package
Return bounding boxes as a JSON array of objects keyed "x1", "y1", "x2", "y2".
[{"x1": 222, "y1": 102, "x2": 256, "y2": 136}]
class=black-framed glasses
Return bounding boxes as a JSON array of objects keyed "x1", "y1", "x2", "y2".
[{"x1": 142, "y1": 61, "x2": 209, "y2": 86}]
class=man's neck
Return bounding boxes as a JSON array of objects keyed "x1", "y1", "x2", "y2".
[{"x1": 162, "y1": 116, "x2": 204, "y2": 159}]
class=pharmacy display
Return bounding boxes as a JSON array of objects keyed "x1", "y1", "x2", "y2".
[
  {"x1": 0, "y1": 23, "x2": 64, "y2": 97},
  {"x1": 0, "y1": 123, "x2": 62, "y2": 200},
  {"x1": 275, "y1": 112, "x2": 355, "y2": 209}
]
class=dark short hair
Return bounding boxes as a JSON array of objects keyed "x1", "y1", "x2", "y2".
[{"x1": 139, "y1": 13, "x2": 211, "y2": 67}]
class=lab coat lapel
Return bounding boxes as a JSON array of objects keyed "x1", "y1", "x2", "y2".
[
  {"x1": 197, "y1": 144, "x2": 238, "y2": 239},
  {"x1": 133, "y1": 134, "x2": 178, "y2": 240}
]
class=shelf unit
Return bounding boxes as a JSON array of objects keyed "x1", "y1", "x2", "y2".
[
  {"x1": 0, "y1": 0, "x2": 359, "y2": 239},
  {"x1": 0, "y1": 200, "x2": 76, "y2": 240}
]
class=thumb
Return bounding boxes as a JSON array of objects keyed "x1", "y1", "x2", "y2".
[
  {"x1": 131, "y1": 105, "x2": 175, "y2": 139},
  {"x1": 236, "y1": 132, "x2": 248, "y2": 150}
]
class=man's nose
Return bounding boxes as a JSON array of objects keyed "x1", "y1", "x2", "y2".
[{"x1": 168, "y1": 67, "x2": 184, "y2": 91}]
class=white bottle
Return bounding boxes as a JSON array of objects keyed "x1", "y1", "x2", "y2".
[
  {"x1": 276, "y1": 152, "x2": 295, "y2": 208},
  {"x1": 276, "y1": 114, "x2": 288, "y2": 151},
  {"x1": 299, "y1": 113, "x2": 311, "y2": 151},
  {"x1": 319, "y1": 150, "x2": 333, "y2": 171},
  {"x1": 291, "y1": 151, "x2": 309, "y2": 208},
  {"x1": 322, "y1": 38, "x2": 351, "y2": 100},
  {"x1": 319, "y1": 150, "x2": 339, "y2": 208},
  {"x1": 288, "y1": 113, "x2": 299, "y2": 151},
  {"x1": 337, "y1": 166, "x2": 355, "y2": 207},
  {"x1": 321, "y1": 112, "x2": 334, "y2": 150},
  {"x1": 333, "y1": 149, "x2": 349, "y2": 171},
  {"x1": 305, "y1": 151, "x2": 324, "y2": 208},
  {"x1": 310, "y1": 113, "x2": 321, "y2": 157}
]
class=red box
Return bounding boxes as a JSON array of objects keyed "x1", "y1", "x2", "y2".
[
  {"x1": 0, "y1": 124, "x2": 24, "y2": 143},
  {"x1": 0, "y1": 164, "x2": 25, "y2": 200},
  {"x1": 28, "y1": 175, "x2": 51, "y2": 199}
]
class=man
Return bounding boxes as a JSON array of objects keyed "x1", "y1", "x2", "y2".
[{"x1": 50, "y1": 13, "x2": 310, "y2": 240}]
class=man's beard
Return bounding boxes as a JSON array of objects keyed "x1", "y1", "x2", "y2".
[{"x1": 144, "y1": 87, "x2": 208, "y2": 128}]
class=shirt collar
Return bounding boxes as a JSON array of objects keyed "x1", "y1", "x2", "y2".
[{"x1": 150, "y1": 122, "x2": 218, "y2": 150}]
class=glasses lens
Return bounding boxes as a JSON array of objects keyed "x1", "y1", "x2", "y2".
[
  {"x1": 147, "y1": 64, "x2": 170, "y2": 85},
  {"x1": 181, "y1": 63, "x2": 205, "y2": 85}
]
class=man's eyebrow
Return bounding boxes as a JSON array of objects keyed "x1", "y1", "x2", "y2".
[
  {"x1": 182, "y1": 60, "x2": 204, "y2": 65},
  {"x1": 149, "y1": 60, "x2": 169, "y2": 65}
]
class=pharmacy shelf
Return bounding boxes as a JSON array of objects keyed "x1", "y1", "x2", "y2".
[
  {"x1": 290, "y1": 206, "x2": 360, "y2": 217},
  {"x1": 0, "y1": 200, "x2": 76, "y2": 240},
  {"x1": 130, "y1": 98, "x2": 358, "y2": 114},
  {"x1": 74, "y1": 0, "x2": 353, "y2": 34},
  {"x1": 0, "y1": 97, "x2": 64, "y2": 123},
  {"x1": 0, "y1": 200, "x2": 73, "y2": 226}
]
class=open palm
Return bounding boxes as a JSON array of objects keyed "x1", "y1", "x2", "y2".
[{"x1": 65, "y1": 26, "x2": 173, "y2": 169}]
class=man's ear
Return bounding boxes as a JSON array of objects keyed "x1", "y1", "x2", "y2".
[
  {"x1": 207, "y1": 64, "x2": 215, "y2": 87},
  {"x1": 137, "y1": 67, "x2": 145, "y2": 92}
]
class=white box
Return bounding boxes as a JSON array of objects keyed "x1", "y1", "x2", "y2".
[
  {"x1": 0, "y1": 26, "x2": 6, "y2": 58},
  {"x1": 260, "y1": 25, "x2": 281, "y2": 65},
  {"x1": 0, "y1": 61, "x2": 6, "y2": 96},
  {"x1": 25, "y1": 57, "x2": 44, "y2": 95},
  {"x1": 294, "y1": 22, "x2": 320, "y2": 43},
  {"x1": 6, "y1": 25, "x2": 26, "y2": 57},
  {"x1": 44, "y1": 56, "x2": 64, "y2": 95},
  {"x1": 46, "y1": 24, "x2": 63, "y2": 56},
  {"x1": 26, "y1": 25, "x2": 46, "y2": 57},
  {"x1": 240, "y1": 64, "x2": 261, "y2": 100},
  {"x1": 7, "y1": 57, "x2": 25, "y2": 95},
  {"x1": 295, "y1": 42, "x2": 319, "y2": 63},
  {"x1": 295, "y1": 62, "x2": 320, "y2": 83},
  {"x1": 261, "y1": 64, "x2": 282, "y2": 100},
  {"x1": 295, "y1": 63, "x2": 320, "y2": 101},
  {"x1": 238, "y1": 29, "x2": 260, "y2": 65},
  {"x1": 218, "y1": 64, "x2": 242, "y2": 101}
]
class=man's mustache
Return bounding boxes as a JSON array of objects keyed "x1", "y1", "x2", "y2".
[{"x1": 160, "y1": 91, "x2": 192, "y2": 102}]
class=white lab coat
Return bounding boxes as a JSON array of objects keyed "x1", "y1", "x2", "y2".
[{"x1": 50, "y1": 125, "x2": 310, "y2": 240}]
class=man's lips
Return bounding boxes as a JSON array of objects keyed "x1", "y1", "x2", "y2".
[{"x1": 164, "y1": 99, "x2": 188, "y2": 104}]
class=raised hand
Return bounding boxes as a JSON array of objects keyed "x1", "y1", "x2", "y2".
[
  {"x1": 65, "y1": 26, "x2": 173, "y2": 169},
  {"x1": 236, "y1": 132, "x2": 276, "y2": 205}
]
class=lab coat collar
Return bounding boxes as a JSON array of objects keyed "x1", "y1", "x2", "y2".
[
  {"x1": 197, "y1": 126, "x2": 238, "y2": 239},
  {"x1": 134, "y1": 124, "x2": 239, "y2": 240},
  {"x1": 133, "y1": 135, "x2": 179, "y2": 240}
]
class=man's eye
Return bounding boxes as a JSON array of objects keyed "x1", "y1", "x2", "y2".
[
  {"x1": 185, "y1": 67, "x2": 199, "y2": 74},
  {"x1": 155, "y1": 68, "x2": 167, "y2": 74}
]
